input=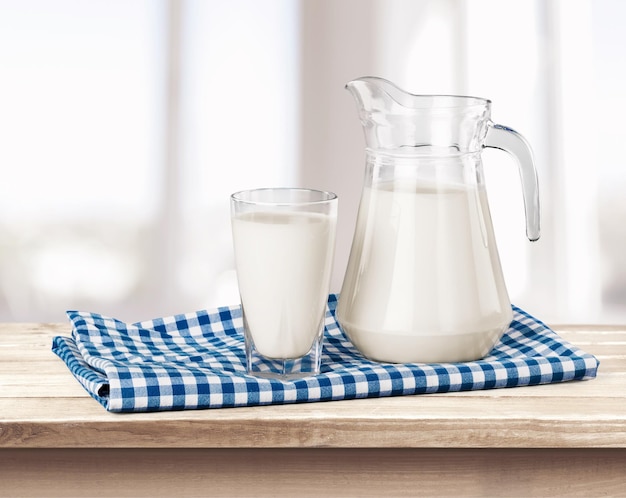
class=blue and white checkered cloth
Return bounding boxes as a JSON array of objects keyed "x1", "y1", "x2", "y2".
[{"x1": 52, "y1": 294, "x2": 599, "y2": 413}]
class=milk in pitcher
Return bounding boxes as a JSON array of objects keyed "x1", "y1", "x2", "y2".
[{"x1": 337, "y1": 180, "x2": 512, "y2": 363}]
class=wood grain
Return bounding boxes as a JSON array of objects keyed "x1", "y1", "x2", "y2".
[{"x1": 1, "y1": 448, "x2": 625, "y2": 498}]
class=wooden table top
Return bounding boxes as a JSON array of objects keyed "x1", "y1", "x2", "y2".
[{"x1": 1, "y1": 323, "x2": 624, "y2": 449}]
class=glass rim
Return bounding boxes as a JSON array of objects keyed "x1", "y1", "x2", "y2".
[{"x1": 230, "y1": 187, "x2": 337, "y2": 207}]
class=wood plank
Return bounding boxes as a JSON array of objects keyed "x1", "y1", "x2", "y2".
[
  {"x1": 1, "y1": 395, "x2": 624, "y2": 449},
  {"x1": 0, "y1": 360, "x2": 74, "y2": 373},
  {"x1": 1, "y1": 448, "x2": 625, "y2": 498},
  {"x1": 2, "y1": 383, "x2": 624, "y2": 422},
  {"x1": 0, "y1": 323, "x2": 67, "y2": 339},
  {"x1": 0, "y1": 374, "x2": 90, "y2": 397}
]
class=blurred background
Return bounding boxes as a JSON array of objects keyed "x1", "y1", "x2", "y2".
[{"x1": 0, "y1": 0, "x2": 624, "y2": 324}]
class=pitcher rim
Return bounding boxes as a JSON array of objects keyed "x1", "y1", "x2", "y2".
[{"x1": 346, "y1": 76, "x2": 492, "y2": 110}]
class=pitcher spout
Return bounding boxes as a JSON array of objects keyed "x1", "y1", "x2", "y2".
[
  {"x1": 345, "y1": 77, "x2": 492, "y2": 153},
  {"x1": 345, "y1": 76, "x2": 420, "y2": 118}
]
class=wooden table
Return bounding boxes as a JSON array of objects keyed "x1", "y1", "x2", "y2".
[{"x1": 1, "y1": 323, "x2": 624, "y2": 497}]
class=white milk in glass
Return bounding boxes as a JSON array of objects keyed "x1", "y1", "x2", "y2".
[
  {"x1": 337, "y1": 180, "x2": 512, "y2": 363},
  {"x1": 232, "y1": 211, "x2": 336, "y2": 359}
]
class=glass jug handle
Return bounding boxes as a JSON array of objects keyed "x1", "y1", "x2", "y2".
[{"x1": 485, "y1": 123, "x2": 541, "y2": 241}]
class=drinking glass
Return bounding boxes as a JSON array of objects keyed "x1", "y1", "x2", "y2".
[{"x1": 231, "y1": 188, "x2": 338, "y2": 379}]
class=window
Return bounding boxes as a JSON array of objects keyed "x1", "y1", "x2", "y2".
[
  {"x1": 1, "y1": 0, "x2": 624, "y2": 325},
  {"x1": 0, "y1": 0, "x2": 298, "y2": 321}
]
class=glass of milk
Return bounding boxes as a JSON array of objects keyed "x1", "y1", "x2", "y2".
[{"x1": 231, "y1": 188, "x2": 337, "y2": 379}]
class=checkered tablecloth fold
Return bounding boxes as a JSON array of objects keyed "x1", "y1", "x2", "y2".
[{"x1": 52, "y1": 294, "x2": 599, "y2": 412}]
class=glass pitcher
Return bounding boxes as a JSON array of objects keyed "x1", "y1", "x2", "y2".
[{"x1": 336, "y1": 77, "x2": 540, "y2": 364}]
